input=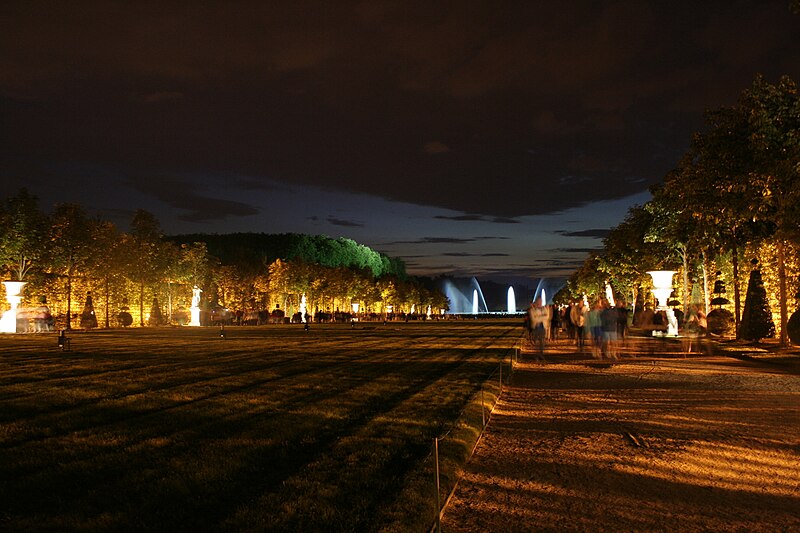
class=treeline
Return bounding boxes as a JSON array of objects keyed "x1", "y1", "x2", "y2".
[
  {"x1": 169, "y1": 232, "x2": 407, "y2": 278},
  {"x1": 0, "y1": 193, "x2": 447, "y2": 328},
  {"x1": 560, "y1": 75, "x2": 800, "y2": 344}
]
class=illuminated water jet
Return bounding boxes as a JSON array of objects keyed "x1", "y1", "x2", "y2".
[{"x1": 507, "y1": 286, "x2": 516, "y2": 314}]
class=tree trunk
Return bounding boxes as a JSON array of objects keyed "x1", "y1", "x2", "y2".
[
  {"x1": 701, "y1": 252, "x2": 710, "y2": 316},
  {"x1": 66, "y1": 272, "x2": 73, "y2": 330},
  {"x1": 104, "y1": 276, "x2": 110, "y2": 329},
  {"x1": 139, "y1": 280, "x2": 145, "y2": 327},
  {"x1": 777, "y1": 238, "x2": 789, "y2": 346},
  {"x1": 681, "y1": 246, "x2": 689, "y2": 315},
  {"x1": 731, "y1": 231, "x2": 741, "y2": 339},
  {"x1": 167, "y1": 280, "x2": 173, "y2": 323}
]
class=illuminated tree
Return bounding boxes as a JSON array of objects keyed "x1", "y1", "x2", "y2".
[
  {"x1": 126, "y1": 210, "x2": 169, "y2": 326},
  {"x1": 86, "y1": 220, "x2": 125, "y2": 328},
  {"x1": 179, "y1": 242, "x2": 211, "y2": 288},
  {"x1": 45, "y1": 203, "x2": 95, "y2": 330},
  {"x1": 566, "y1": 253, "x2": 606, "y2": 303},
  {"x1": 739, "y1": 75, "x2": 800, "y2": 345},
  {"x1": 599, "y1": 205, "x2": 667, "y2": 315},
  {"x1": 0, "y1": 189, "x2": 46, "y2": 281}
]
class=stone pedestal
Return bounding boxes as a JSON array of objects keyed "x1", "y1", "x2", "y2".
[
  {"x1": 0, "y1": 281, "x2": 26, "y2": 333},
  {"x1": 647, "y1": 270, "x2": 678, "y2": 337}
]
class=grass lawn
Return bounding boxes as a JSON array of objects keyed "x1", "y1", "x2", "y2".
[{"x1": 0, "y1": 319, "x2": 520, "y2": 532}]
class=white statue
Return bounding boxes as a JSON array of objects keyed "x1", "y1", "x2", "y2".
[{"x1": 191, "y1": 286, "x2": 202, "y2": 308}]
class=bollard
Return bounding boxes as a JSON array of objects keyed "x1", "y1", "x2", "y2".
[{"x1": 57, "y1": 329, "x2": 70, "y2": 351}]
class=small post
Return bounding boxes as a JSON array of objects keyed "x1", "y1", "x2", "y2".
[
  {"x1": 219, "y1": 324, "x2": 226, "y2": 339},
  {"x1": 434, "y1": 437, "x2": 441, "y2": 533},
  {"x1": 57, "y1": 329, "x2": 70, "y2": 351}
]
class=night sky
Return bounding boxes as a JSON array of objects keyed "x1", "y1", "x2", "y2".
[{"x1": 2, "y1": 1, "x2": 799, "y2": 284}]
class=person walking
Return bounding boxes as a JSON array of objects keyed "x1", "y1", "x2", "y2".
[
  {"x1": 528, "y1": 301, "x2": 548, "y2": 359},
  {"x1": 586, "y1": 300, "x2": 603, "y2": 359},
  {"x1": 570, "y1": 300, "x2": 587, "y2": 353}
]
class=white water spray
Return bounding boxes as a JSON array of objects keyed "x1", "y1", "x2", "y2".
[{"x1": 507, "y1": 286, "x2": 516, "y2": 314}]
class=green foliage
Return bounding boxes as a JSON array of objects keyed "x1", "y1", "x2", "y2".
[
  {"x1": 171, "y1": 232, "x2": 406, "y2": 279},
  {"x1": 740, "y1": 267, "x2": 776, "y2": 342},
  {"x1": 0, "y1": 188, "x2": 46, "y2": 280},
  {"x1": 707, "y1": 308, "x2": 735, "y2": 336}
]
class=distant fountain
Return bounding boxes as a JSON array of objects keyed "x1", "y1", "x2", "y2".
[
  {"x1": 507, "y1": 286, "x2": 516, "y2": 314},
  {"x1": 442, "y1": 277, "x2": 489, "y2": 314},
  {"x1": 470, "y1": 277, "x2": 488, "y2": 313},
  {"x1": 443, "y1": 280, "x2": 469, "y2": 313},
  {"x1": 532, "y1": 278, "x2": 566, "y2": 308}
]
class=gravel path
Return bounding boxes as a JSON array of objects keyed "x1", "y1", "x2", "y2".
[{"x1": 440, "y1": 337, "x2": 800, "y2": 532}]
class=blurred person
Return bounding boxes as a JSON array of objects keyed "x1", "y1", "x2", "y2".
[
  {"x1": 586, "y1": 300, "x2": 603, "y2": 358},
  {"x1": 564, "y1": 303, "x2": 575, "y2": 340},
  {"x1": 600, "y1": 300, "x2": 619, "y2": 359},
  {"x1": 570, "y1": 300, "x2": 587, "y2": 352},
  {"x1": 550, "y1": 305, "x2": 560, "y2": 340},
  {"x1": 616, "y1": 300, "x2": 629, "y2": 344},
  {"x1": 528, "y1": 301, "x2": 548, "y2": 358}
]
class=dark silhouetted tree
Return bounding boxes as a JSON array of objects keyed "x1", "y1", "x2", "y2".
[{"x1": 740, "y1": 261, "x2": 775, "y2": 342}]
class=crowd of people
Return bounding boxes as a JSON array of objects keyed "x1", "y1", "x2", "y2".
[
  {"x1": 525, "y1": 299, "x2": 711, "y2": 359},
  {"x1": 524, "y1": 299, "x2": 631, "y2": 360}
]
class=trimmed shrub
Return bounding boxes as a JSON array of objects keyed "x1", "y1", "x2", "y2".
[{"x1": 707, "y1": 309, "x2": 735, "y2": 336}]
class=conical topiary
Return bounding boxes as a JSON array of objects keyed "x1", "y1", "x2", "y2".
[
  {"x1": 80, "y1": 292, "x2": 98, "y2": 329},
  {"x1": 739, "y1": 263, "x2": 775, "y2": 342},
  {"x1": 148, "y1": 297, "x2": 164, "y2": 326},
  {"x1": 788, "y1": 287, "x2": 800, "y2": 346}
]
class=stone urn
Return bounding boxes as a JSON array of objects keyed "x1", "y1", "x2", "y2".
[{"x1": 0, "y1": 280, "x2": 27, "y2": 333}]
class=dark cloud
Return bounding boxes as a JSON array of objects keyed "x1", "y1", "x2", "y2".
[
  {"x1": 383, "y1": 236, "x2": 510, "y2": 245},
  {"x1": 141, "y1": 91, "x2": 184, "y2": 104},
  {"x1": 424, "y1": 141, "x2": 450, "y2": 154},
  {"x1": 2, "y1": 1, "x2": 797, "y2": 220},
  {"x1": 233, "y1": 177, "x2": 285, "y2": 191},
  {"x1": 442, "y1": 252, "x2": 510, "y2": 257},
  {"x1": 549, "y1": 247, "x2": 604, "y2": 254},
  {"x1": 434, "y1": 214, "x2": 520, "y2": 224},
  {"x1": 327, "y1": 216, "x2": 364, "y2": 227},
  {"x1": 557, "y1": 229, "x2": 612, "y2": 238},
  {"x1": 125, "y1": 175, "x2": 259, "y2": 222}
]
